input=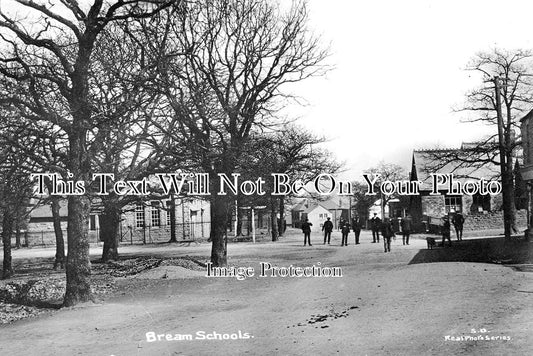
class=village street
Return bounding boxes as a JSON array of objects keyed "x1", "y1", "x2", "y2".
[{"x1": 0, "y1": 230, "x2": 531, "y2": 356}]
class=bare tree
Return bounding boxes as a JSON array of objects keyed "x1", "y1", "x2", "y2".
[
  {"x1": 0, "y1": 110, "x2": 69, "y2": 269},
  {"x1": 363, "y1": 162, "x2": 406, "y2": 219},
  {"x1": 0, "y1": 111, "x2": 38, "y2": 278},
  {"x1": 0, "y1": 0, "x2": 175, "y2": 306},
  {"x1": 425, "y1": 49, "x2": 533, "y2": 238},
  {"x1": 242, "y1": 125, "x2": 340, "y2": 240},
  {"x1": 145, "y1": 0, "x2": 329, "y2": 265},
  {"x1": 351, "y1": 181, "x2": 376, "y2": 224},
  {"x1": 88, "y1": 22, "x2": 167, "y2": 262}
]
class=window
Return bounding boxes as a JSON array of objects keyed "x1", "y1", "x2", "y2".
[
  {"x1": 89, "y1": 215, "x2": 97, "y2": 231},
  {"x1": 135, "y1": 203, "x2": 145, "y2": 228},
  {"x1": 151, "y1": 201, "x2": 161, "y2": 227},
  {"x1": 471, "y1": 193, "x2": 491, "y2": 213},
  {"x1": 444, "y1": 195, "x2": 462, "y2": 214},
  {"x1": 166, "y1": 200, "x2": 172, "y2": 226}
]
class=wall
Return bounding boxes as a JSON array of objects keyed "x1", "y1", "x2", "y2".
[
  {"x1": 123, "y1": 198, "x2": 211, "y2": 242},
  {"x1": 421, "y1": 195, "x2": 444, "y2": 217},
  {"x1": 462, "y1": 209, "x2": 527, "y2": 231},
  {"x1": 416, "y1": 193, "x2": 526, "y2": 233}
]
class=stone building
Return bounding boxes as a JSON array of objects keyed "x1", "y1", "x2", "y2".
[
  {"x1": 123, "y1": 198, "x2": 210, "y2": 243},
  {"x1": 24, "y1": 197, "x2": 210, "y2": 246},
  {"x1": 409, "y1": 149, "x2": 526, "y2": 233},
  {"x1": 520, "y1": 109, "x2": 533, "y2": 236},
  {"x1": 26, "y1": 200, "x2": 100, "y2": 246}
]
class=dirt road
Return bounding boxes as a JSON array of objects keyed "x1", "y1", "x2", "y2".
[{"x1": 1, "y1": 231, "x2": 531, "y2": 355}]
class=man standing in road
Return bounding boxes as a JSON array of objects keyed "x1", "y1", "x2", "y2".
[
  {"x1": 352, "y1": 216, "x2": 362, "y2": 245},
  {"x1": 370, "y1": 213, "x2": 381, "y2": 243},
  {"x1": 341, "y1": 222, "x2": 350, "y2": 246},
  {"x1": 322, "y1": 217, "x2": 333, "y2": 245},
  {"x1": 400, "y1": 214, "x2": 412, "y2": 245},
  {"x1": 452, "y1": 213, "x2": 465, "y2": 241},
  {"x1": 442, "y1": 216, "x2": 452, "y2": 247},
  {"x1": 302, "y1": 219, "x2": 313, "y2": 246},
  {"x1": 381, "y1": 218, "x2": 394, "y2": 253}
]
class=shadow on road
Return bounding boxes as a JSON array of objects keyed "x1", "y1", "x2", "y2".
[{"x1": 408, "y1": 236, "x2": 533, "y2": 266}]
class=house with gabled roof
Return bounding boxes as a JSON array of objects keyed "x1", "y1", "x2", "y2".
[
  {"x1": 302, "y1": 204, "x2": 332, "y2": 233},
  {"x1": 409, "y1": 147, "x2": 526, "y2": 233},
  {"x1": 290, "y1": 196, "x2": 350, "y2": 229}
]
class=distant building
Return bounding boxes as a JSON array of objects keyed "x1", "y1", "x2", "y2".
[
  {"x1": 301, "y1": 204, "x2": 332, "y2": 233},
  {"x1": 24, "y1": 197, "x2": 210, "y2": 246},
  {"x1": 319, "y1": 198, "x2": 350, "y2": 229},
  {"x1": 290, "y1": 197, "x2": 350, "y2": 229},
  {"x1": 27, "y1": 200, "x2": 100, "y2": 245},
  {"x1": 290, "y1": 200, "x2": 309, "y2": 228}
]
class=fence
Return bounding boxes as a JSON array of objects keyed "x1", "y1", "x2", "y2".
[{"x1": 0, "y1": 220, "x2": 211, "y2": 248}]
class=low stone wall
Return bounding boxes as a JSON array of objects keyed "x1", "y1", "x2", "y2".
[
  {"x1": 463, "y1": 209, "x2": 527, "y2": 231},
  {"x1": 415, "y1": 209, "x2": 527, "y2": 235}
]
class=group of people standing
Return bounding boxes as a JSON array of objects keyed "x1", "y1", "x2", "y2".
[
  {"x1": 300, "y1": 216, "x2": 362, "y2": 247},
  {"x1": 370, "y1": 213, "x2": 411, "y2": 253},
  {"x1": 440, "y1": 213, "x2": 465, "y2": 247},
  {"x1": 301, "y1": 212, "x2": 466, "y2": 251}
]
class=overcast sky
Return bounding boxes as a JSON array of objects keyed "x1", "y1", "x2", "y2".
[
  {"x1": 287, "y1": 0, "x2": 533, "y2": 180},
  {"x1": 3, "y1": 0, "x2": 533, "y2": 182}
]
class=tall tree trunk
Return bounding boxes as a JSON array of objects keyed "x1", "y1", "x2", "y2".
[
  {"x1": 278, "y1": 196, "x2": 285, "y2": 237},
  {"x1": 2, "y1": 209, "x2": 14, "y2": 279},
  {"x1": 64, "y1": 126, "x2": 92, "y2": 306},
  {"x1": 64, "y1": 194, "x2": 91, "y2": 306},
  {"x1": 51, "y1": 197, "x2": 65, "y2": 270},
  {"x1": 210, "y1": 173, "x2": 230, "y2": 267},
  {"x1": 169, "y1": 196, "x2": 177, "y2": 242},
  {"x1": 271, "y1": 197, "x2": 279, "y2": 241},
  {"x1": 101, "y1": 203, "x2": 121, "y2": 262},
  {"x1": 505, "y1": 151, "x2": 517, "y2": 235},
  {"x1": 14, "y1": 209, "x2": 21, "y2": 249},
  {"x1": 236, "y1": 203, "x2": 243, "y2": 236}
]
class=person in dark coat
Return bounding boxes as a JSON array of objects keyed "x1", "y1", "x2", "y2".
[
  {"x1": 341, "y1": 223, "x2": 350, "y2": 246},
  {"x1": 442, "y1": 216, "x2": 452, "y2": 247},
  {"x1": 400, "y1": 214, "x2": 412, "y2": 245},
  {"x1": 381, "y1": 218, "x2": 394, "y2": 253},
  {"x1": 301, "y1": 219, "x2": 313, "y2": 246},
  {"x1": 452, "y1": 213, "x2": 465, "y2": 241},
  {"x1": 322, "y1": 217, "x2": 333, "y2": 244},
  {"x1": 370, "y1": 213, "x2": 381, "y2": 243},
  {"x1": 352, "y1": 216, "x2": 361, "y2": 244}
]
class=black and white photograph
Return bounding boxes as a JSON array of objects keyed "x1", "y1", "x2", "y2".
[{"x1": 0, "y1": 0, "x2": 532, "y2": 355}]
